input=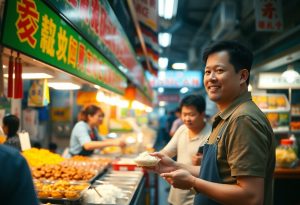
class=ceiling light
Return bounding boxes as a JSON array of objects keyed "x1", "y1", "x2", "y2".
[
  {"x1": 48, "y1": 82, "x2": 81, "y2": 90},
  {"x1": 282, "y1": 65, "x2": 299, "y2": 83},
  {"x1": 158, "y1": 87, "x2": 164, "y2": 93},
  {"x1": 146, "y1": 106, "x2": 153, "y2": 113},
  {"x1": 4, "y1": 73, "x2": 53, "y2": 79},
  {"x1": 180, "y1": 87, "x2": 189, "y2": 94},
  {"x1": 94, "y1": 85, "x2": 101, "y2": 89},
  {"x1": 172, "y1": 62, "x2": 187, "y2": 70},
  {"x1": 2, "y1": 65, "x2": 7, "y2": 68},
  {"x1": 158, "y1": 0, "x2": 178, "y2": 19},
  {"x1": 158, "y1": 0, "x2": 165, "y2": 17},
  {"x1": 158, "y1": 57, "x2": 168, "y2": 69},
  {"x1": 158, "y1": 71, "x2": 166, "y2": 80},
  {"x1": 158, "y1": 33, "x2": 172, "y2": 47},
  {"x1": 159, "y1": 101, "x2": 166, "y2": 106}
]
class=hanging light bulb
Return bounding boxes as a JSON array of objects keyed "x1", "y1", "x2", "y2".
[{"x1": 282, "y1": 65, "x2": 299, "y2": 83}]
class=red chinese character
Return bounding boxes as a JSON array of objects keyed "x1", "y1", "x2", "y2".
[
  {"x1": 16, "y1": 0, "x2": 40, "y2": 47},
  {"x1": 262, "y1": 2, "x2": 276, "y2": 19},
  {"x1": 258, "y1": 21, "x2": 266, "y2": 29},
  {"x1": 91, "y1": 0, "x2": 100, "y2": 33},
  {"x1": 67, "y1": 0, "x2": 78, "y2": 8},
  {"x1": 78, "y1": 43, "x2": 85, "y2": 71},
  {"x1": 86, "y1": 50, "x2": 93, "y2": 74},
  {"x1": 80, "y1": 0, "x2": 90, "y2": 24}
]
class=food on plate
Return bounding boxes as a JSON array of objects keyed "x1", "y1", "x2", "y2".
[
  {"x1": 65, "y1": 190, "x2": 80, "y2": 199},
  {"x1": 134, "y1": 152, "x2": 159, "y2": 166}
]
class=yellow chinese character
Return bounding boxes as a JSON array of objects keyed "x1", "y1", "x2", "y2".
[
  {"x1": 68, "y1": 36, "x2": 78, "y2": 68},
  {"x1": 56, "y1": 27, "x2": 68, "y2": 63},
  {"x1": 40, "y1": 15, "x2": 56, "y2": 57}
]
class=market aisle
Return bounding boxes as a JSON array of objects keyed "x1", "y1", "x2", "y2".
[
  {"x1": 153, "y1": 135, "x2": 170, "y2": 205},
  {"x1": 158, "y1": 175, "x2": 170, "y2": 205}
]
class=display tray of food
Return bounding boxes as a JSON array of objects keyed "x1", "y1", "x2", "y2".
[
  {"x1": 83, "y1": 170, "x2": 143, "y2": 205},
  {"x1": 31, "y1": 157, "x2": 111, "y2": 183},
  {"x1": 32, "y1": 164, "x2": 99, "y2": 182},
  {"x1": 35, "y1": 180, "x2": 90, "y2": 205}
]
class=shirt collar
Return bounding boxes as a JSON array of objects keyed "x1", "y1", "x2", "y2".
[{"x1": 213, "y1": 91, "x2": 252, "y2": 123}]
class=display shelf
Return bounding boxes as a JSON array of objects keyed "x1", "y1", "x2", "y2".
[
  {"x1": 253, "y1": 93, "x2": 291, "y2": 133},
  {"x1": 261, "y1": 108, "x2": 290, "y2": 113},
  {"x1": 253, "y1": 93, "x2": 290, "y2": 111},
  {"x1": 292, "y1": 114, "x2": 300, "y2": 117},
  {"x1": 273, "y1": 127, "x2": 290, "y2": 134}
]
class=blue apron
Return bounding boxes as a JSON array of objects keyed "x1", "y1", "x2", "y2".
[{"x1": 194, "y1": 121, "x2": 228, "y2": 205}]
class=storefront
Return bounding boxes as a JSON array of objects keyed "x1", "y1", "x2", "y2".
[{"x1": 0, "y1": 0, "x2": 155, "y2": 204}]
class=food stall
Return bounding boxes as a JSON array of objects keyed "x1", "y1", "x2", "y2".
[{"x1": 0, "y1": 0, "x2": 156, "y2": 204}]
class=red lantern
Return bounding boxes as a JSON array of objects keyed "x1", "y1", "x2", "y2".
[
  {"x1": 7, "y1": 52, "x2": 14, "y2": 98},
  {"x1": 14, "y1": 53, "x2": 23, "y2": 99},
  {"x1": 124, "y1": 85, "x2": 136, "y2": 101}
]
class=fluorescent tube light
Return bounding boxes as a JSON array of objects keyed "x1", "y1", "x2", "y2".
[
  {"x1": 164, "y1": 0, "x2": 175, "y2": 19},
  {"x1": 158, "y1": 0, "x2": 165, "y2": 17},
  {"x1": 4, "y1": 73, "x2": 53, "y2": 79},
  {"x1": 158, "y1": 87, "x2": 164, "y2": 93},
  {"x1": 172, "y1": 63, "x2": 187, "y2": 70},
  {"x1": 180, "y1": 87, "x2": 189, "y2": 94},
  {"x1": 158, "y1": 57, "x2": 168, "y2": 69},
  {"x1": 158, "y1": 0, "x2": 178, "y2": 19},
  {"x1": 159, "y1": 33, "x2": 172, "y2": 47},
  {"x1": 159, "y1": 101, "x2": 166, "y2": 106},
  {"x1": 48, "y1": 82, "x2": 81, "y2": 90}
]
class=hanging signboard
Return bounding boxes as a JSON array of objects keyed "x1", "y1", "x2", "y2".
[
  {"x1": 157, "y1": 95, "x2": 180, "y2": 102},
  {"x1": 133, "y1": 0, "x2": 159, "y2": 73},
  {"x1": 1, "y1": 0, "x2": 127, "y2": 95},
  {"x1": 146, "y1": 71, "x2": 202, "y2": 88},
  {"x1": 258, "y1": 73, "x2": 300, "y2": 89},
  {"x1": 45, "y1": 0, "x2": 146, "y2": 88},
  {"x1": 254, "y1": 0, "x2": 283, "y2": 31}
]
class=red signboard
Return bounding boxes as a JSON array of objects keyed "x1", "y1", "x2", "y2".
[{"x1": 254, "y1": 0, "x2": 283, "y2": 31}]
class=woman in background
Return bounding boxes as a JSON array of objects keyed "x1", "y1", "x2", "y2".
[
  {"x1": 2, "y1": 114, "x2": 21, "y2": 151},
  {"x1": 69, "y1": 104, "x2": 125, "y2": 156}
]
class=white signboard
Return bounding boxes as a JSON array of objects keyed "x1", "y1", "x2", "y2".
[
  {"x1": 258, "y1": 73, "x2": 300, "y2": 89},
  {"x1": 254, "y1": 0, "x2": 283, "y2": 31},
  {"x1": 19, "y1": 132, "x2": 31, "y2": 151}
]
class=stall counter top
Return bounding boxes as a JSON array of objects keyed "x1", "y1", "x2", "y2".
[{"x1": 274, "y1": 165, "x2": 300, "y2": 179}]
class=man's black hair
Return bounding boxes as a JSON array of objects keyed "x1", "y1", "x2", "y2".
[
  {"x1": 202, "y1": 40, "x2": 253, "y2": 85},
  {"x1": 180, "y1": 94, "x2": 206, "y2": 113},
  {"x1": 3, "y1": 115, "x2": 20, "y2": 138}
]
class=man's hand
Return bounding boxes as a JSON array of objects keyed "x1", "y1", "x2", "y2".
[
  {"x1": 141, "y1": 152, "x2": 178, "y2": 174},
  {"x1": 161, "y1": 169, "x2": 195, "y2": 190}
]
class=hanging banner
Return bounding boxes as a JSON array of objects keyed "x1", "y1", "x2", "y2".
[
  {"x1": 1, "y1": 0, "x2": 127, "y2": 95},
  {"x1": 45, "y1": 0, "x2": 146, "y2": 88},
  {"x1": 133, "y1": 0, "x2": 159, "y2": 74},
  {"x1": 146, "y1": 71, "x2": 202, "y2": 88},
  {"x1": 28, "y1": 79, "x2": 50, "y2": 107},
  {"x1": 254, "y1": 0, "x2": 283, "y2": 31}
]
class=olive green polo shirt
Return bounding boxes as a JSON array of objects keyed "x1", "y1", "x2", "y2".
[{"x1": 208, "y1": 91, "x2": 275, "y2": 205}]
